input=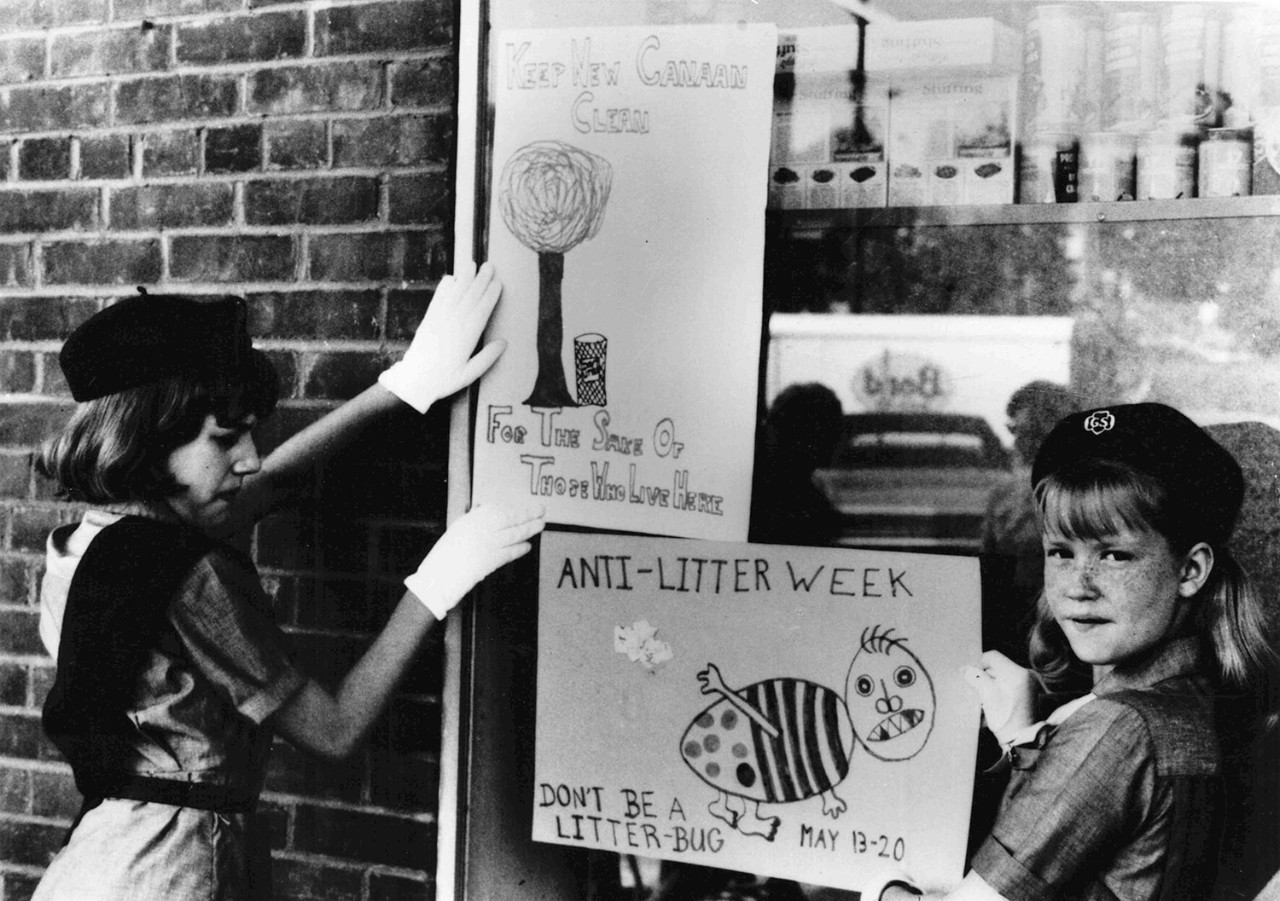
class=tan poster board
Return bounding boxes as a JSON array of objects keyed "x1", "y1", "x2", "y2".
[
  {"x1": 472, "y1": 23, "x2": 776, "y2": 542},
  {"x1": 533, "y1": 530, "x2": 982, "y2": 893}
]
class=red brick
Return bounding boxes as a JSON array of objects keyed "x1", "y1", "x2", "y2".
[
  {"x1": 0, "y1": 665, "x2": 25, "y2": 707},
  {"x1": 391, "y1": 58, "x2": 455, "y2": 108},
  {"x1": 0, "y1": 297, "x2": 98, "y2": 340},
  {"x1": 30, "y1": 770, "x2": 78, "y2": 820},
  {"x1": 369, "y1": 752, "x2": 438, "y2": 812},
  {"x1": 265, "y1": 120, "x2": 327, "y2": 170},
  {"x1": 245, "y1": 176, "x2": 379, "y2": 226},
  {"x1": 389, "y1": 172, "x2": 449, "y2": 225},
  {"x1": 11, "y1": 506, "x2": 64, "y2": 553},
  {"x1": 292, "y1": 803, "x2": 434, "y2": 868},
  {"x1": 43, "y1": 239, "x2": 160, "y2": 285},
  {"x1": 0, "y1": 713, "x2": 44, "y2": 760},
  {"x1": 78, "y1": 134, "x2": 131, "y2": 179},
  {"x1": 0, "y1": 245, "x2": 34, "y2": 288},
  {"x1": 205, "y1": 124, "x2": 262, "y2": 174},
  {"x1": 0, "y1": 83, "x2": 111, "y2": 133},
  {"x1": 333, "y1": 116, "x2": 448, "y2": 168},
  {"x1": 386, "y1": 288, "x2": 429, "y2": 341},
  {"x1": 140, "y1": 129, "x2": 198, "y2": 176},
  {"x1": 0, "y1": 0, "x2": 107, "y2": 29},
  {"x1": 110, "y1": 183, "x2": 234, "y2": 229},
  {"x1": 40, "y1": 353, "x2": 66, "y2": 397},
  {"x1": 369, "y1": 872, "x2": 432, "y2": 901},
  {"x1": 115, "y1": 0, "x2": 239, "y2": 18},
  {"x1": 170, "y1": 234, "x2": 296, "y2": 283},
  {"x1": 2, "y1": 871, "x2": 42, "y2": 901},
  {"x1": 18, "y1": 137, "x2": 72, "y2": 181},
  {"x1": 249, "y1": 62, "x2": 383, "y2": 115},
  {"x1": 246, "y1": 290, "x2": 380, "y2": 340},
  {"x1": 308, "y1": 232, "x2": 438, "y2": 282},
  {"x1": 302, "y1": 351, "x2": 383, "y2": 400},
  {"x1": 254, "y1": 513, "x2": 317, "y2": 570},
  {"x1": 262, "y1": 119, "x2": 325, "y2": 170},
  {"x1": 28, "y1": 664, "x2": 55, "y2": 705},
  {"x1": 292, "y1": 574, "x2": 377, "y2": 628},
  {"x1": 0, "y1": 557, "x2": 33, "y2": 604},
  {"x1": 0, "y1": 403, "x2": 72, "y2": 448},
  {"x1": 0, "y1": 189, "x2": 97, "y2": 234},
  {"x1": 262, "y1": 349, "x2": 298, "y2": 399},
  {"x1": 115, "y1": 74, "x2": 237, "y2": 125},
  {"x1": 0, "y1": 39, "x2": 45, "y2": 85},
  {"x1": 271, "y1": 858, "x2": 364, "y2": 901},
  {"x1": 264, "y1": 740, "x2": 362, "y2": 803},
  {"x1": 177, "y1": 12, "x2": 305, "y2": 65},
  {"x1": 0, "y1": 353, "x2": 36, "y2": 394},
  {"x1": 0, "y1": 452, "x2": 33, "y2": 497},
  {"x1": 316, "y1": 1, "x2": 450, "y2": 56},
  {"x1": 50, "y1": 24, "x2": 169, "y2": 78}
]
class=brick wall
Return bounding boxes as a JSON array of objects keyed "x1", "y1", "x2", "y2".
[{"x1": 0, "y1": 1, "x2": 461, "y2": 898}]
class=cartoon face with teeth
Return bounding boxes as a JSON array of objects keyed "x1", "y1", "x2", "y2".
[
  {"x1": 681, "y1": 625, "x2": 936, "y2": 842},
  {"x1": 845, "y1": 626, "x2": 935, "y2": 761}
]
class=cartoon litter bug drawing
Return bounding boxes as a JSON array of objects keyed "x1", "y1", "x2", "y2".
[{"x1": 679, "y1": 625, "x2": 935, "y2": 841}]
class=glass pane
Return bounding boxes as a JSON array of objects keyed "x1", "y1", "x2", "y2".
[{"x1": 470, "y1": 1, "x2": 1280, "y2": 898}]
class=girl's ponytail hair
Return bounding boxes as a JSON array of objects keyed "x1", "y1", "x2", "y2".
[{"x1": 1197, "y1": 549, "x2": 1277, "y2": 692}]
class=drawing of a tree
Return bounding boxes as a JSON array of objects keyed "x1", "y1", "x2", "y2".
[{"x1": 499, "y1": 140, "x2": 613, "y2": 408}]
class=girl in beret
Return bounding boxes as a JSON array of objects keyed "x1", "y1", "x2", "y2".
[
  {"x1": 876, "y1": 402, "x2": 1275, "y2": 901},
  {"x1": 30, "y1": 263, "x2": 544, "y2": 900}
]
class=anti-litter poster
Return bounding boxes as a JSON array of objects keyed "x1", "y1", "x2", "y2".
[
  {"x1": 473, "y1": 24, "x2": 776, "y2": 542},
  {"x1": 534, "y1": 531, "x2": 982, "y2": 893}
]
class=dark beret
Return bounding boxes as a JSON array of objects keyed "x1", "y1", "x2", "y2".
[
  {"x1": 60, "y1": 292, "x2": 265, "y2": 402},
  {"x1": 1031, "y1": 402, "x2": 1244, "y2": 544}
]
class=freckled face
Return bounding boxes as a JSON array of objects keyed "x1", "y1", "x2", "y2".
[
  {"x1": 846, "y1": 641, "x2": 935, "y2": 761},
  {"x1": 165, "y1": 413, "x2": 260, "y2": 535},
  {"x1": 1043, "y1": 523, "x2": 1195, "y2": 681}
]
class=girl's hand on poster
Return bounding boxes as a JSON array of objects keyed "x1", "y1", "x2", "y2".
[
  {"x1": 960, "y1": 650, "x2": 1038, "y2": 747},
  {"x1": 378, "y1": 261, "x2": 507, "y2": 413},
  {"x1": 405, "y1": 502, "x2": 546, "y2": 620}
]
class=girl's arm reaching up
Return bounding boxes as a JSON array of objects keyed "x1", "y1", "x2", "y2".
[{"x1": 234, "y1": 262, "x2": 506, "y2": 525}]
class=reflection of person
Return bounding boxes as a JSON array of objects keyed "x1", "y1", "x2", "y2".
[
  {"x1": 981, "y1": 380, "x2": 1081, "y2": 609},
  {"x1": 876, "y1": 403, "x2": 1276, "y2": 901},
  {"x1": 31, "y1": 265, "x2": 545, "y2": 899},
  {"x1": 749, "y1": 382, "x2": 843, "y2": 546}
]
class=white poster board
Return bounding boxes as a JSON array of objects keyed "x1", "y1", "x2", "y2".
[
  {"x1": 473, "y1": 24, "x2": 776, "y2": 542},
  {"x1": 534, "y1": 531, "x2": 982, "y2": 893}
]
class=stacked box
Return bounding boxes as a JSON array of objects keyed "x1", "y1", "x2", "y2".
[
  {"x1": 887, "y1": 75, "x2": 1017, "y2": 207},
  {"x1": 770, "y1": 28, "x2": 889, "y2": 210},
  {"x1": 865, "y1": 17, "x2": 1020, "y2": 74}
]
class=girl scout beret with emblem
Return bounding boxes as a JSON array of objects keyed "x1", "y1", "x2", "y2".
[
  {"x1": 60, "y1": 291, "x2": 269, "y2": 403},
  {"x1": 1031, "y1": 402, "x2": 1244, "y2": 544}
]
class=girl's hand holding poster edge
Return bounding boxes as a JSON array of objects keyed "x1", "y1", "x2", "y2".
[
  {"x1": 473, "y1": 23, "x2": 777, "y2": 542},
  {"x1": 533, "y1": 531, "x2": 982, "y2": 894}
]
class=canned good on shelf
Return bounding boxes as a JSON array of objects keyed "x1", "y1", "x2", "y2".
[
  {"x1": 1102, "y1": 8, "x2": 1161, "y2": 133},
  {"x1": 1019, "y1": 132, "x2": 1079, "y2": 204},
  {"x1": 1023, "y1": 5, "x2": 1101, "y2": 135},
  {"x1": 1199, "y1": 127, "x2": 1253, "y2": 197},
  {"x1": 1080, "y1": 131, "x2": 1137, "y2": 201},
  {"x1": 1137, "y1": 126, "x2": 1198, "y2": 199}
]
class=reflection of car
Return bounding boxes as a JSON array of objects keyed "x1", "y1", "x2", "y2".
[{"x1": 813, "y1": 412, "x2": 1012, "y2": 553}]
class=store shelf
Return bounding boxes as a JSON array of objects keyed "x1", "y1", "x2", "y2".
[{"x1": 772, "y1": 194, "x2": 1280, "y2": 234}]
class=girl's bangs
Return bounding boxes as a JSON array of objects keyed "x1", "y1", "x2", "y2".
[{"x1": 1036, "y1": 462, "x2": 1166, "y2": 541}]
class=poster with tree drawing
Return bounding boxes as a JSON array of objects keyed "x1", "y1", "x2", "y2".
[
  {"x1": 473, "y1": 24, "x2": 776, "y2": 542},
  {"x1": 534, "y1": 531, "x2": 982, "y2": 894}
]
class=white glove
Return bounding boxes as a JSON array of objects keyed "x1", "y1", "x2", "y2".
[
  {"x1": 405, "y1": 502, "x2": 546, "y2": 620},
  {"x1": 378, "y1": 261, "x2": 507, "y2": 413},
  {"x1": 961, "y1": 650, "x2": 1038, "y2": 747}
]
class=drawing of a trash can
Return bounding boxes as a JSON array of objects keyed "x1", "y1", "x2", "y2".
[{"x1": 574, "y1": 333, "x2": 607, "y2": 406}]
